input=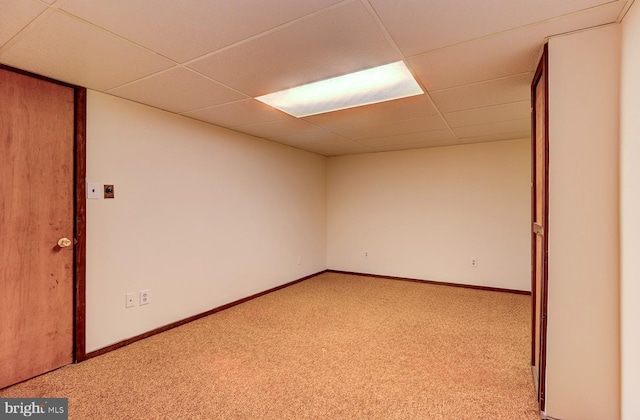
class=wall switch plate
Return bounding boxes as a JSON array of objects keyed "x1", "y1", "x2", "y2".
[
  {"x1": 87, "y1": 183, "x2": 101, "y2": 199},
  {"x1": 125, "y1": 292, "x2": 136, "y2": 308},
  {"x1": 139, "y1": 289, "x2": 150, "y2": 306},
  {"x1": 104, "y1": 184, "x2": 115, "y2": 199}
]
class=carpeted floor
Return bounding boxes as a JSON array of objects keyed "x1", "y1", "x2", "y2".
[{"x1": 0, "y1": 272, "x2": 540, "y2": 419}]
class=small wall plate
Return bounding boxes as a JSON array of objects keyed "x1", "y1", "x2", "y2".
[{"x1": 104, "y1": 184, "x2": 115, "y2": 199}]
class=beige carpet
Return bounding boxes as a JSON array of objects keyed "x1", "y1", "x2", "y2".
[{"x1": 0, "y1": 272, "x2": 540, "y2": 419}]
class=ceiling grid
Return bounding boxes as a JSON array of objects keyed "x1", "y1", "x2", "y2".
[{"x1": 0, "y1": 0, "x2": 629, "y2": 155}]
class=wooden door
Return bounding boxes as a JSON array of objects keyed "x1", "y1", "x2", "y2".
[
  {"x1": 531, "y1": 45, "x2": 549, "y2": 411},
  {"x1": 0, "y1": 68, "x2": 75, "y2": 388}
]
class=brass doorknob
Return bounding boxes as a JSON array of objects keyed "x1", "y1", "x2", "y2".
[{"x1": 57, "y1": 237, "x2": 72, "y2": 248}]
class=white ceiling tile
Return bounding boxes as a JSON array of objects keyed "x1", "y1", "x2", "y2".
[
  {"x1": 302, "y1": 140, "x2": 374, "y2": 156},
  {"x1": 444, "y1": 101, "x2": 530, "y2": 128},
  {"x1": 409, "y1": 2, "x2": 624, "y2": 91},
  {"x1": 371, "y1": 140, "x2": 458, "y2": 152},
  {"x1": 459, "y1": 131, "x2": 531, "y2": 145},
  {"x1": 270, "y1": 129, "x2": 350, "y2": 146},
  {"x1": 187, "y1": 1, "x2": 401, "y2": 97},
  {"x1": 0, "y1": 11, "x2": 174, "y2": 90},
  {"x1": 234, "y1": 118, "x2": 319, "y2": 139},
  {"x1": 453, "y1": 118, "x2": 531, "y2": 138},
  {"x1": 355, "y1": 130, "x2": 455, "y2": 147},
  {"x1": 183, "y1": 99, "x2": 290, "y2": 127},
  {"x1": 302, "y1": 94, "x2": 437, "y2": 131},
  {"x1": 0, "y1": 0, "x2": 47, "y2": 47},
  {"x1": 369, "y1": 0, "x2": 616, "y2": 57},
  {"x1": 108, "y1": 67, "x2": 247, "y2": 114},
  {"x1": 0, "y1": 0, "x2": 623, "y2": 156},
  {"x1": 61, "y1": 0, "x2": 344, "y2": 63},
  {"x1": 333, "y1": 115, "x2": 449, "y2": 140},
  {"x1": 430, "y1": 73, "x2": 533, "y2": 113}
]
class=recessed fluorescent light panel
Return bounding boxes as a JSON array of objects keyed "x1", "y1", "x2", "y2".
[{"x1": 255, "y1": 61, "x2": 424, "y2": 118}]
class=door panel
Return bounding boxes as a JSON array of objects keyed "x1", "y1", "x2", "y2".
[
  {"x1": 0, "y1": 68, "x2": 75, "y2": 388},
  {"x1": 531, "y1": 46, "x2": 549, "y2": 411}
]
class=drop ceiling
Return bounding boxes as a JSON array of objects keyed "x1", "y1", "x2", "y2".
[{"x1": 0, "y1": 0, "x2": 631, "y2": 156}]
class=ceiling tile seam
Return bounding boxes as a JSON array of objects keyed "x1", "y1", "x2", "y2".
[
  {"x1": 47, "y1": 0, "x2": 70, "y2": 7},
  {"x1": 270, "y1": 132, "x2": 352, "y2": 144},
  {"x1": 103, "y1": 65, "x2": 180, "y2": 93},
  {"x1": 176, "y1": 98, "x2": 258, "y2": 117},
  {"x1": 416, "y1": 90, "x2": 461, "y2": 145},
  {"x1": 0, "y1": 7, "x2": 56, "y2": 55},
  {"x1": 220, "y1": 126, "x2": 328, "y2": 152},
  {"x1": 545, "y1": 21, "x2": 620, "y2": 41},
  {"x1": 284, "y1": 114, "x2": 449, "y2": 144},
  {"x1": 364, "y1": 142, "x2": 454, "y2": 150},
  {"x1": 49, "y1": 0, "x2": 73, "y2": 8},
  {"x1": 403, "y1": 0, "x2": 627, "y2": 60},
  {"x1": 104, "y1": 65, "x2": 251, "y2": 102},
  {"x1": 319, "y1": 143, "x2": 376, "y2": 153},
  {"x1": 262, "y1": 139, "x2": 331, "y2": 157},
  {"x1": 371, "y1": 142, "x2": 459, "y2": 152},
  {"x1": 282, "y1": 116, "x2": 369, "y2": 141},
  {"x1": 376, "y1": 56, "x2": 461, "y2": 144},
  {"x1": 230, "y1": 118, "x2": 320, "y2": 134},
  {"x1": 360, "y1": 0, "x2": 406, "y2": 58},
  {"x1": 430, "y1": 71, "x2": 535, "y2": 94},
  {"x1": 99, "y1": 91, "x2": 192, "y2": 117},
  {"x1": 303, "y1": 137, "x2": 358, "y2": 147},
  {"x1": 180, "y1": 0, "x2": 357, "y2": 67},
  {"x1": 543, "y1": 21, "x2": 621, "y2": 43},
  {"x1": 283, "y1": 140, "x2": 373, "y2": 155},
  {"x1": 460, "y1": 137, "x2": 531, "y2": 145},
  {"x1": 618, "y1": 0, "x2": 637, "y2": 21},
  {"x1": 51, "y1": 9, "x2": 182, "y2": 68},
  {"x1": 348, "y1": 127, "x2": 451, "y2": 144},
  {"x1": 358, "y1": 0, "x2": 445, "y2": 143},
  {"x1": 342, "y1": 119, "x2": 452, "y2": 136},
  {"x1": 179, "y1": 66, "x2": 256, "y2": 98},
  {"x1": 319, "y1": 142, "x2": 369, "y2": 150},
  {"x1": 449, "y1": 117, "x2": 532, "y2": 129},
  {"x1": 371, "y1": 139, "x2": 456, "y2": 149},
  {"x1": 443, "y1": 99, "x2": 531, "y2": 116},
  {"x1": 458, "y1": 130, "x2": 532, "y2": 140},
  {"x1": 537, "y1": 4, "x2": 625, "y2": 41},
  {"x1": 309, "y1": 113, "x2": 445, "y2": 131}
]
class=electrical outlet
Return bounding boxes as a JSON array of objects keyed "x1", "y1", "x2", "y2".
[
  {"x1": 139, "y1": 289, "x2": 150, "y2": 306},
  {"x1": 471, "y1": 257, "x2": 478, "y2": 267},
  {"x1": 125, "y1": 292, "x2": 136, "y2": 308},
  {"x1": 297, "y1": 256, "x2": 301, "y2": 265},
  {"x1": 365, "y1": 250, "x2": 369, "y2": 258}
]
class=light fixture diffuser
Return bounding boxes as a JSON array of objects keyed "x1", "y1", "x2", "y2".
[{"x1": 255, "y1": 61, "x2": 424, "y2": 118}]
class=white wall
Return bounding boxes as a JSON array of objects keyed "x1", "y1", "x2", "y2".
[
  {"x1": 621, "y1": 3, "x2": 640, "y2": 418},
  {"x1": 546, "y1": 25, "x2": 620, "y2": 420},
  {"x1": 327, "y1": 139, "x2": 531, "y2": 291},
  {"x1": 85, "y1": 91, "x2": 326, "y2": 352}
]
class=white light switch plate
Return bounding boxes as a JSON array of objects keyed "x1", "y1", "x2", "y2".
[
  {"x1": 126, "y1": 292, "x2": 136, "y2": 308},
  {"x1": 87, "y1": 182, "x2": 101, "y2": 199}
]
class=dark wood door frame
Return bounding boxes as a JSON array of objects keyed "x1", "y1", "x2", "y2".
[
  {"x1": 530, "y1": 44, "x2": 549, "y2": 412},
  {"x1": 0, "y1": 64, "x2": 87, "y2": 364}
]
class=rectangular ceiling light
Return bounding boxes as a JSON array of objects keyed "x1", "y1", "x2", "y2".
[{"x1": 255, "y1": 61, "x2": 424, "y2": 118}]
